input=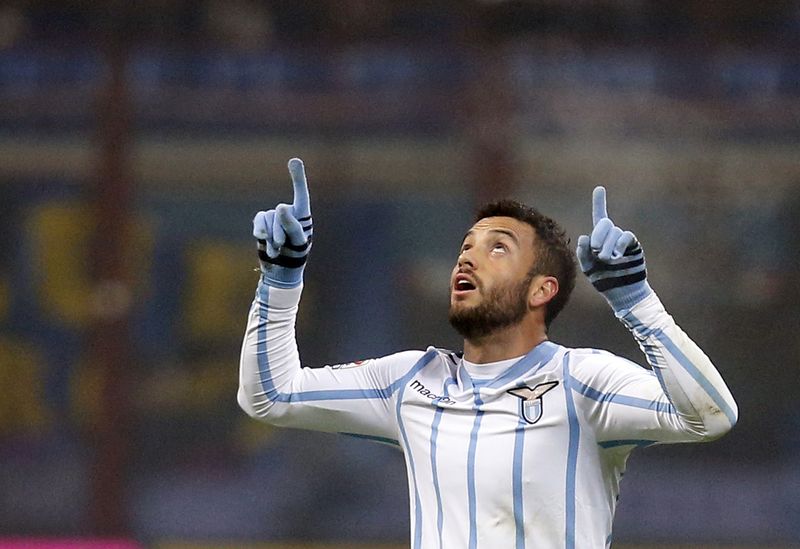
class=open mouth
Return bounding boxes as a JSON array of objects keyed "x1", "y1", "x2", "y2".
[{"x1": 453, "y1": 274, "x2": 477, "y2": 295}]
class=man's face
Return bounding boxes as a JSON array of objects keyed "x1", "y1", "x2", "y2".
[{"x1": 448, "y1": 216, "x2": 538, "y2": 340}]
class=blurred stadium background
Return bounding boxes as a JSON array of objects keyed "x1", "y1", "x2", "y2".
[{"x1": 0, "y1": 1, "x2": 798, "y2": 547}]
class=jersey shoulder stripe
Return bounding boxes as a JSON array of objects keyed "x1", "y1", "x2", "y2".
[{"x1": 569, "y1": 375, "x2": 676, "y2": 414}]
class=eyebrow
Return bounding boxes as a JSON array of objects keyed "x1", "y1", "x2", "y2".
[{"x1": 462, "y1": 228, "x2": 520, "y2": 245}]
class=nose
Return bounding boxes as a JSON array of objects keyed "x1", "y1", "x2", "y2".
[{"x1": 457, "y1": 249, "x2": 475, "y2": 270}]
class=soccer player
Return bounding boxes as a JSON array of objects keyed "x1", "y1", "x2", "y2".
[{"x1": 238, "y1": 158, "x2": 737, "y2": 549}]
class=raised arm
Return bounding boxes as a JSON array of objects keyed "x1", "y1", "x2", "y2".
[
  {"x1": 238, "y1": 159, "x2": 423, "y2": 441},
  {"x1": 573, "y1": 187, "x2": 738, "y2": 443}
]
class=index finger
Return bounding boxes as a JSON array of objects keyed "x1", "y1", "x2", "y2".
[
  {"x1": 592, "y1": 186, "x2": 608, "y2": 227},
  {"x1": 287, "y1": 158, "x2": 311, "y2": 218}
]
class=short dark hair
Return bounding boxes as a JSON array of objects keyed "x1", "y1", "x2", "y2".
[{"x1": 474, "y1": 199, "x2": 577, "y2": 327}]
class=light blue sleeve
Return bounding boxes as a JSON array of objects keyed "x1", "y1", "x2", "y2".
[
  {"x1": 238, "y1": 279, "x2": 428, "y2": 442},
  {"x1": 569, "y1": 292, "x2": 738, "y2": 446}
]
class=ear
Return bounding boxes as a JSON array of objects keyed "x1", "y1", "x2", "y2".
[{"x1": 528, "y1": 275, "x2": 559, "y2": 310}]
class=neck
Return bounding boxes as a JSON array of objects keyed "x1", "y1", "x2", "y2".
[{"x1": 462, "y1": 321, "x2": 548, "y2": 363}]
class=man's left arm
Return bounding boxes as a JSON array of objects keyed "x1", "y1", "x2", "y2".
[{"x1": 575, "y1": 187, "x2": 738, "y2": 442}]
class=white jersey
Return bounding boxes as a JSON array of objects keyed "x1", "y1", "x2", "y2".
[{"x1": 238, "y1": 280, "x2": 737, "y2": 549}]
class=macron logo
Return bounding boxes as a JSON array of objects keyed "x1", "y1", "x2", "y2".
[{"x1": 410, "y1": 380, "x2": 455, "y2": 405}]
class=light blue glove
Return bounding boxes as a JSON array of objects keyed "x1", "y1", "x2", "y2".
[
  {"x1": 252, "y1": 158, "x2": 312, "y2": 288},
  {"x1": 576, "y1": 186, "x2": 652, "y2": 313}
]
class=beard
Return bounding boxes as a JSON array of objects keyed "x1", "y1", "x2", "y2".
[{"x1": 448, "y1": 272, "x2": 534, "y2": 341}]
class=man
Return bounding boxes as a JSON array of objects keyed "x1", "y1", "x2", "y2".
[{"x1": 238, "y1": 158, "x2": 737, "y2": 549}]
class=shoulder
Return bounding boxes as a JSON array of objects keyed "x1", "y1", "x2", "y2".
[
  {"x1": 562, "y1": 346, "x2": 651, "y2": 382},
  {"x1": 564, "y1": 346, "x2": 619, "y2": 365},
  {"x1": 328, "y1": 349, "x2": 430, "y2": 371}
]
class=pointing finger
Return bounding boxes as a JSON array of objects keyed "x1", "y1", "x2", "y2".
[
  {"x1": 592, "y1": 186, "x2": 608, "y2": 227},
  {"x1": 288, "y1": 158, "x2": 311, "y2": 219}
]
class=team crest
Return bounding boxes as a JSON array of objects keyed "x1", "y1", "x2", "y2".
[{"x1": 507, "y1": 381, "x2": 559, "y2": 425}]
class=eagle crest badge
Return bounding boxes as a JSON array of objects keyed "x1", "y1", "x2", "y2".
[{"x1": 507, "y1": 381, "x2": 559, "y2": 425}]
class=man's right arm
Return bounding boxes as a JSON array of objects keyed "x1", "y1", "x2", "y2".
[
  {"x1": 238, "y1": 278, "x2": 425, "y2": 442},
  {"x1": 238, "y1": 158, "x2": 424, "y2": 442}
]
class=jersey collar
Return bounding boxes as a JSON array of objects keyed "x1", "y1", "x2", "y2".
[{"x1": 460, "y1": 341, "x2": 561, "y2": 391}]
